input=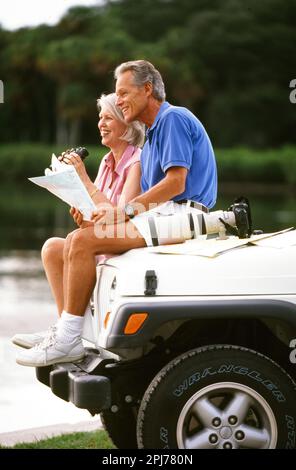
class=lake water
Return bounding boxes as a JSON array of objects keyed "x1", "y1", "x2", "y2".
[
  {"x1": 0, "y1": 183, "x2": 295, "y2": 434},
  {"x1": 0, "y1": 252, "x2": 101, "y2": 435},
  {"x1": 0, "y1": 184, "x2": 92, "y2": 435}
]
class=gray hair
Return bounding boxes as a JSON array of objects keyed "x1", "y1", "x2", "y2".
[
  {"x1": 114, "y1": 60, "x2": 166, "y2": 102},
  {"x1": 97, "y1": 92, "x2": 145, "y2": 147}
]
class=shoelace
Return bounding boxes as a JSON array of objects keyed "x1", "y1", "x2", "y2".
[{"x1": 34, "y1": 325, "x2": 57, "y2": 351}]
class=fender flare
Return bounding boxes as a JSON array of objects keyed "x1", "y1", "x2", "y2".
[{"x1": 106, "y1": 298, "x2": 296, "y2": 348}]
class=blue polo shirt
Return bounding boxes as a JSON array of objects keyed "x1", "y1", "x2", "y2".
[{"x1": 140, "y1": 101, "x2": 217, "y2": 208}]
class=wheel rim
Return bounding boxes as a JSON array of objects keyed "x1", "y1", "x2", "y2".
[{"x1": 176, "y1": 382, "x2": 278, "y2": 449}]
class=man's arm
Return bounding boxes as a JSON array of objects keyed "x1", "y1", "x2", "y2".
[
  {"x1": 130, "y1": 166, "x2": 188, "y2": 214},
  {"x1": 91, "y1": 166, "x2": 187, "y2": 225},
  {"x1": 129, "y1": 111, "x2": 192, "y2": 214}
]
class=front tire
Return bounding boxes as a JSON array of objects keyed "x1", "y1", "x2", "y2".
[
  {"x1": 137, "y1": 345, "x2": 296, "y2": 449},
  {"x1": 101, "y1": 406, "x2": 137, "y2": 449}
]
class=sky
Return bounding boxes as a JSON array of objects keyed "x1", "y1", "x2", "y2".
[{"x1": 0, "y1": 0, "x2": 103, "y2": 30}]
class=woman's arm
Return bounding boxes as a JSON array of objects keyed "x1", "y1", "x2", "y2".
[
  {"x1": 117, "y1": 162, "x2": 141, "y2": 207},
  {"x1": 61, "y1": 150, "x2": 114, "y2": 207},
  {"x1": 91, "y1": 162, "x2": 141, "y2": 225},
  {"x1": 90, "y1": 184, "x2": 114, "y2": 206}
]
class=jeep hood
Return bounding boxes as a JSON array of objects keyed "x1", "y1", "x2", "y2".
[{"x1": 104, "y1": 231, "x2": 296, "y2": 297}]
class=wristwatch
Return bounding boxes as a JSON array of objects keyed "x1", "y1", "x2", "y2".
[{"x1": 124, "y1": 203, "x2": 136, "y2": 219}]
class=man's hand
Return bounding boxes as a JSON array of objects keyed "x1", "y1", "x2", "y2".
[
  {"x1": 70, "y1": 207, "x2": 93, "y2": 228},
  {"x1": 91, "y1": 207, "x2": 128, "y2": 226}
]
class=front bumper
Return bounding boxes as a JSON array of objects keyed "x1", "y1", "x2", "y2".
[{"x1": 35, "y1": 348, "x2": 113, "y2": 413}]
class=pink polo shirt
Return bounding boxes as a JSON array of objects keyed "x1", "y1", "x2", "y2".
[
  {"x1": 94, "y1": 144, "x2": 141, "y2": 265},
  {"x1": 94, "y1": 144, "x2": 141, "y2": 206}
]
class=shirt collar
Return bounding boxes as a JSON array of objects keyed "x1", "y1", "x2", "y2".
[
  {"x1": 104, "y1": 151, "x2": 115, "y2": 171},
  {"x1": 146, "y1": 101, "x2": 170, "y2": 140},
  {"x1": 104, "y1": 144, "x2": 136, "y2": 176}
]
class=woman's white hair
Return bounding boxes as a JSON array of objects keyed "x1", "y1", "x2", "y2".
[{"x1": 97, "y1": 93, "x2": 145, "y2": 147}]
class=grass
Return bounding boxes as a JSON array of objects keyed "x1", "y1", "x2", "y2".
[{"x1": 0, "y1": 430, "x2": 115, "y2": 449}]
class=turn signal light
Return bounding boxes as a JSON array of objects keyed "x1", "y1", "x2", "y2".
[
  {"x1": 124, "y1": 313, "x2": 148, "y2": 335},
  {"x1": 104, "y1": 311, "x2": 111, "y2": 329}
]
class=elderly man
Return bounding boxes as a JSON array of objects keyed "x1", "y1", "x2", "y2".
[{"x1": 16, "y1": 60, "x2": 218, "y2": 367}]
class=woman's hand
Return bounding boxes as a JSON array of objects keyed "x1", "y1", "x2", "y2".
[
  {"x1": 59, "y1": 150, "x2": 90, "y2": 184},
  {"x1": 70, "y1": 207, "x2": 93, "y2": 228}
]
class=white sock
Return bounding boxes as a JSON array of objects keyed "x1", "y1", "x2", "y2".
[{"x1": 56, "y1": 311, "x2": 84, "y2": 344}]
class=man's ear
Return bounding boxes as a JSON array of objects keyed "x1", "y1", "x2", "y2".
[{"x1": 144, "y1": 82, "x2": 153, "y2": 97}]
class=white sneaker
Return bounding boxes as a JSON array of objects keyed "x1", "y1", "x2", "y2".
[
  {"x1": 16, "y1": 331, "x2": 85, "y2": 367},
  {"x1": 11, "y1": 325, "x2": 57, "y2": 349}
]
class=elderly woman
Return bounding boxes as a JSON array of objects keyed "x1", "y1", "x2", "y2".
[{"x1": 12, "y1": 93, "x2": 144, "y2": 350}]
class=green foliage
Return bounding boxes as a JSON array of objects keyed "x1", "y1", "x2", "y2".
[
  {"x1": 0, "y1": 0, "x2": 295, "y2": 147},
  {"x1": 0, "y1": 143, "x2": 105, "y2": 181},
  {"x1": 0, "y1": 430, "x2": 115, "y2": 449},
  {"x1": 0, "y1": 143, "x2": 295, "y2": 187},
  {"x1": 38, "y1": 36, "x2": 95, "y2": 79},
  {"x1": 216, "y1": 147, "x2": 286, "y2": 183},
  {"x1": 280, "y1": 146, "x2": 296, "y2": 186}
]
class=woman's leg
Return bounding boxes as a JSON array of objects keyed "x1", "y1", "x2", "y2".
[
  {"x1": 65, "y1": 222, "x2": 146, "y2": 315},
  {"x1": 16, "y1": 222, "x2": 146, "y2": 365},
  {"x1": 41, "y1": 237, "x2": 66, "y2": 316},
  {"x1": 62, "y1": 230, "x2": 80, "y2": 313},
  {"x1": 41, "y1": 230, "x2": 81, "y2": 316},
  {"x1": 11, "y1": 232, "x2": 80, "y2": 349}
]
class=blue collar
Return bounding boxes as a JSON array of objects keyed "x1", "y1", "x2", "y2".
[{"x1": 146, "y1": 101, "x2": 170, "y2": 140}]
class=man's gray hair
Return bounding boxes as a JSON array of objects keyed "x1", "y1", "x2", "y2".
[
  {"x1": 114, "y1": 60, "x2": 166, "y2": 102},
  {"x1": 97, "y1": 93, "x2": 145, "y2": 147}
]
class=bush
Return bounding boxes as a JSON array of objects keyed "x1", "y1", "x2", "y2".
[
  {"x1": 280, "y1": 145, "x2": 296, "y2": 186},
  {"x1": 216, "y1": 147, "x2": 286, "y2": 184},
  {"x1": 0, "y1": 143, "x2": 105, "y2": 182},
  {"x1": 0, "y1": 142, "x2": 295, "y2": 186}
]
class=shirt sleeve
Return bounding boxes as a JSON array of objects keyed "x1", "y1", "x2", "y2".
[
  {"x1": 122, "y1": 148, "x2": 141, "y2": 182},
  {"x1": 127, "y1": 147, "x2": 141, "y2": 167},
  {"x1": 158, "y1": 111, "x2": 193, "y2": 173}
]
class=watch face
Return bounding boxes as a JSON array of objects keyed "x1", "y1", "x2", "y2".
[{"x1": 125, "y1": 204, "x2": 134, "y2": 217}]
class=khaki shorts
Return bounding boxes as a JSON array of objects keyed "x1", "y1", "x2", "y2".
[{"x1": 130, "y1": 201, "x2": 208, "y2": 247}]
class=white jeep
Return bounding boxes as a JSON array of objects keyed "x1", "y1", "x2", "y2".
[{"x1": 36, "y1": 204, "x2": 296, "y2": 449}]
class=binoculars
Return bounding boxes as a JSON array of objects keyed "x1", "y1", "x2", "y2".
[{"x1": 64, "y1": 147, "x2": 89, "y2": 161}]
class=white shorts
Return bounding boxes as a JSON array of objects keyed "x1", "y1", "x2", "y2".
[{"x1": 130, "y1": 200, "x2": 208, "y2": 247}]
